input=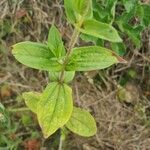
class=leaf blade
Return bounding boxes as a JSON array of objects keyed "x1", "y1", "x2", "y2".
[
  {"x1": 78, "y1": 19, "x2": 122, "y2": 42},
  {"x1": 48, "y1": 25, "x2": 66, "y2": 57},
  {"x1": 22, "y1": 92, "x2": 41, "y2": 113},
  {"x1": 64, "y1": 0, "x2": 76, "y2": 24},
  {"x1": 12, "y1": 41, "x2": 62, "y2": 71},
  {"x1": 66, "y1": 107, "x2": 97, "y2": 137},
  {"x1": 66, "y1": 46, "x2": 126, "y2": 71},
  {"x1": 64, "y1": 0, "x2": 93, "y2": 24},
  {"x1": 37, "y1": 82, "x2": 73, "y2": 138},
  {"x1": 74, "y1": 0, "x2": 93, "y2": 19},
  {"x1": 49, "y1": 71, "x2": 75, "y2": 83}
]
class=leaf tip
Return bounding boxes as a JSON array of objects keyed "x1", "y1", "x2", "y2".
[
  {"x1": 118, "y1": 57, "x2": 127, "y2": 64},
  {"x1": 112, "y1": 52, "x2": 127, "y2": 63},
  {"x1": 118, "y1": 38, "x2": 123, "y2": 42},
  {"x1": 43, "y1": 133, "x2": 50, "y2": 139},
  {"x1": 116, "y1": 36, "x2": 123, "y2": 42},
  {"x1": 39, "y1": 124, "x2": 50, "y2": 139},
  {"x1": 42, "y1": 128, "x2": 55, "y2": 139}
]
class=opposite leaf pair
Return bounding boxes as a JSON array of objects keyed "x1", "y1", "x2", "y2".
[
  {"x1": 23, "y1": 85, "x2": 97, "y2": 138},
  {"x1": 12, "y1": 0, "x2": 127, "y2": 139},
  {"x1": 12, "y1": 24, "x2": 125, "y2": 138},
  {"x1": 12, "y1": 24, "x2": 125, "y2": 73},
  {"x1": 64, "y1": 0, "x2": 122, "y2": 43},
  {"x1": 12, "y1": 26, "x2": 65, "y2": 72}
]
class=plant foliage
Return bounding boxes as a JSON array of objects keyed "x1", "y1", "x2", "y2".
[{"x1": 11, "y1": 0, "x2": 150, "y2": 139}]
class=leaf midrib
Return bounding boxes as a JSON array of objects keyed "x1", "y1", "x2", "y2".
[{"x1": 70, "y1": 114, "x2": 92, "y2": 131}]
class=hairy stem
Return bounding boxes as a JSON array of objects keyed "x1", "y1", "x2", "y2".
[
  {"x1": 68, "y1": 29, "x2": 80, "y2": 52},
  {"x1": 59, "y1": 29, "x2": 80, "y2": 83}
]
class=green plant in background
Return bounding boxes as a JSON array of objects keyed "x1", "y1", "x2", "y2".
[
  {"x1": 12, "y1": 0, "x2": 127, "y2": 140},
  {"x1": 85, "y1": 0, "x2": 150, "y2": 55},
  {"x1": 0, "y1": 103, "x2": 21, "y2": 149}
]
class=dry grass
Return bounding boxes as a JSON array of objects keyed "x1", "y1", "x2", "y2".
[{"x1": 0, "y1": 0, "x2": 150, "y2": 150}]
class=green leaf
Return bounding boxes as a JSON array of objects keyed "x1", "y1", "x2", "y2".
[
  {"x1": 21, "y1": 113, "x2": 32, "y2": 126},
  {"x1": 74, "y1": 0, "x2": 93, "y2": 19},
  {"x1": 141, "y1": 4, "x2": 150, "y2": 27},
  {"x1": 48, "y1": 25, "x2": 66, "y2": 58},
  {"x1": 49, "y1": 71, "x2": 75, "y2": 83},
  {"x1": 0, "y1": 103, "x2": 5, "y2": 112},
  {"x1": 109, "y1": 0, "x2": 117, "y2": 18},
  {"x1": 0, "y1": 103, "x2": 8, "y2": 124},
  {"x1": 78, "y1": 19, "x2": 122, "y2": 42},
  {"x1": 66, "y1": 46, "x2": 126, "y2": 71},
  {"x1": 117, "y1": 11, "x2": 135, "y2": 27},
  {"x1": 0, "y1": 103, "x2": 6, "y2": 123},
  {"x1": 123, "y1": 24, "x2": 143, "y2": 48},
  {"x1": 12, "y1": 41, "x2": 63, "y2": 71},
  {"x1": 80, "y1": 34, "x2": 104, "y2": 46},
  {"x1": 92, "y1": 0, "x2": 108, "y2": 22},
  {"x1": 135, "y1": 4, "x2": 144, "y2": 21},
  {"x1": 0, "y1": 20, "x2": 11, "y2": 38},
  {"x1": 64, "y1": 0, "x2": 93, "y2": 24},
  {"x1": 22, "y1": 92, "x2": 41, "y2": 113},
  {"x1": 122, "y1": 0, "x2": 138, "y2": 13},
  {"x1": 96, "y1": 39, "x2": 105, "y2": 47},
  {"x1": 111, "y1": 42, "x2": 126, "y2": 56},
  {"x1": 92, "y1": 0, "x2": 118, "y2": 24},
  {"x1": 66, "y1": 107, "x2": 97, "y2": 137},
  {"x1": 64, "y1": 0, "x2": 76, "y2": 24},
  {"x1": 37, "y1": 82, "x2": 73, "y2": 138},
  {"x1": 80, "y1": 33, "x2": 98, "y2": 43}
]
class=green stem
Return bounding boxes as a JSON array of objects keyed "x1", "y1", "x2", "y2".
[
  {"x1": 58, "y1": 127, "x2": 67, "y2": 150},
  {"x1": 59, "y1": 29, "x2": 80, "y2": 83},
  {"x1": 58, "y1": 133, "x2": 63, "y2": 150},
  {"x1": 68, "y1": 29, "x2": 80, "y2": 51}
]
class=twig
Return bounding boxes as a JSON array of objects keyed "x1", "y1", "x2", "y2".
[
  {"x1": 8, "y1": 107, "x2": 30, "y2": 112},
  {"x1": 0, "y1": 73, "x2": 11, "y2": 84}
]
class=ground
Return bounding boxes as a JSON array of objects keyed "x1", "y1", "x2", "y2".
[{"x1": 0, "y1": 0, "x2": 150, "y2": 150}]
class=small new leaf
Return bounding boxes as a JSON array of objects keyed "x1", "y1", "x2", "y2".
[
  {"x1": 22, "y1": 92, "x2": 41, "y2": 113},
  {"x1": 48, "y1": 25, "x2": 66, "y2": 58},
  {"x1": 64, "y1": 0, "x2": 93, "y2": 24},
  {"x1": 78, "y1": 19, "x2": 122, "y2": 42},
  {"x1": 66, "y1": 107, "x2": 97, "y2": 137},
  {"x1": 66, "y1": 46, "x2": 126, "y2": 71},
  {"x1": 12, "y1": 41, "x2": 63, "y2": 71},
  {"x1": 37, "y1": 82, "x2": 73, "y2": 138},
  {"x1": 49, "y1": 71, "x2": 75, "y2": 83},
  {"x1": 74, "y1": 0, "x2": 93, "y2": 19}
]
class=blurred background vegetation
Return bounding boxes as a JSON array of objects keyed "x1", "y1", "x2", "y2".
[{"x1": 0, "y1": 0, "x2": 150, "y2": 149}]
